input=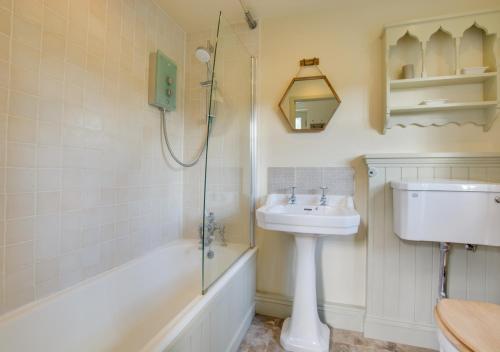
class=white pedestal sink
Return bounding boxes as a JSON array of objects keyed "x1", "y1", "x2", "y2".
[{"x1": 256, "y1": 194, "x2": 360, "y2": 352}]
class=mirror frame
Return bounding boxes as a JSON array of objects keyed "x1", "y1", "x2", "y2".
[{"x1": 278, "y1": 75, "x2": 341, "y2": 132}]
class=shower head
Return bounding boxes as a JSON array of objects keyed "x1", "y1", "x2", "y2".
[{"x1": 195, "y1": 47, "x2": 211, "y2": 63}]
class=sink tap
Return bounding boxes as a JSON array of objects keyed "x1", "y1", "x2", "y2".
[
  {"x1": 320, "y1": 186, "x2": 328, "y2": 206},
  {"x1": 288, "y1": 186, "x2": 297, "y2": 205}
]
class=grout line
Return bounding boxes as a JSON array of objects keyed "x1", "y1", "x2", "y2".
[
  {"x1": 53, "y1": 0, "x2": 71, "y2": 297},
  {"x1": 99, "y1": 0, "x2": 110, "y2": 276},
  {"x1": 30, "y1": 0, "x2": 47, "y2": 302},
  {"x1": 1, "y1": 0, "x2": 15, "y2": 313}
]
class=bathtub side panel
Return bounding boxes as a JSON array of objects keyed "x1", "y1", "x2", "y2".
[{"x1": 167, "y1": 251, "x2": 256, "y2": 352}]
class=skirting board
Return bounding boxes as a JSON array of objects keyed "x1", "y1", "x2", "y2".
[
  {"x1": 256, "y1": 292, "x2": 440, "y2": 350},
  {"x1": 364, "y1": 315, "x2": 439, "y2": 351},
  {"x1": 255, "y1": 292, "x2": 365, "y2": 332}
]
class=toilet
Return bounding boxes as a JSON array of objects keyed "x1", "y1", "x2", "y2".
[{"x1": 434, "y1": 299, "x2": 500, "y2": 352}]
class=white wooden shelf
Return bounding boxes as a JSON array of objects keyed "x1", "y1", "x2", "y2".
[
  {"x1": 383, "y1": 10, "x2": 500, "y2": 133},
  {"x1": 390, "y1": 73, "x2": 497, "y2": 89},
  {"x1": 390, "y1": 101, "x2": 498, "y2": 114}
]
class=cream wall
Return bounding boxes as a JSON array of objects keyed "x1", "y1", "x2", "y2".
[
  {"x1": 256, "y1": 1, "x2": 500, "y2": 307},
  {"x1": 0, "y1": 0, "x2": 185, "y2": 314}
]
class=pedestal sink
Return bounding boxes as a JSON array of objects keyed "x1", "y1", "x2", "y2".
[{"x1": 256, "y1": 194, "x2": 360, "y2": 352}]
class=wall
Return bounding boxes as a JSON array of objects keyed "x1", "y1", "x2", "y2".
[
  {"x1": 0, "y1": 0, "x2": 186, "y2": 314},
  {"x1": 256, "y1": 0, "x2": 500, "y2": 311}
]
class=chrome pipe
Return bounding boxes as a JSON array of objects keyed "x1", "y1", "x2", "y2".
[{"x1": 438, "y1": 242, "x2": 450, "y2": 300}]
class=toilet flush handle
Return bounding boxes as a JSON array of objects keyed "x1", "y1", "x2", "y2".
[{"x1": 495, "y1": 196, "x2": 500, "y2": 204}]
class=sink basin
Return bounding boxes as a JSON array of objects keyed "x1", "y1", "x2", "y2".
[
  {"x1": 256, "y1": 193, "x2": 360, "y2": 352},
  {"x1": 256, "y1": 194, "x2": 360, "y2": 236}
]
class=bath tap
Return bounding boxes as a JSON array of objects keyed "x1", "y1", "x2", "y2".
[
  {"x1": 288, "y1": 186, "x2": 297, "y2": 205},
  {"x1": 320, "y1": 186, "x2": 328, "y2": 206},
  {"x1": 198, "y1": 212, "x2": 227, "y2": 250}
]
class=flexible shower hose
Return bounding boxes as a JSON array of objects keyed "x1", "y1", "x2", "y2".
[{"x1": 160, "y1": 108, "x2": 212, "y2": 168}]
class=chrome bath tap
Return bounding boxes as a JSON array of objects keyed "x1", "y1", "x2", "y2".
[
  {"x1": 288, "y1": 186, "x2": 297, "y2": 205},
  {"x1": 198, "y1": 211, "x2": 227, "y2": 249},
  {"x1": 320, "y1": 186, "x2": 328, "y2": 206}
]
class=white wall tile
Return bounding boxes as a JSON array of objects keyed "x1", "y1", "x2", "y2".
[
  {"x1": 6, "y1": 217, "x2": 34, "y2": 244},
  {"x1": 6, "y1": 193, "x2": 35, "y2": 219},
  {"x1": 7, "y1": 142, "x2": 36, "y2": 167},
  {"x1": 0, "y1": 0, "x2": 186, "y2": 315},
  {"x1": 5, "y1": 241, "x2": 34, "y2": 274},
  {"x1": 6, "y1": 167, "x2": 36, "y2": 193}
]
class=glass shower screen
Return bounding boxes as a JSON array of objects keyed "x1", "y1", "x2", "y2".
[{"x1": 201, "y1": 13, "x2": 253, "y2": 292}]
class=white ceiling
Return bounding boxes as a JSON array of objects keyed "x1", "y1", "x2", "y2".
[
  {"x1": 157, "y1": 0, "x2": 500, "y2": 33},
  {"x1": 156, "y1": 0, "x2": 359, "y2": 32}
]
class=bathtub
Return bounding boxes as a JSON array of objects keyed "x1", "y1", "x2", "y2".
[{"x1": 0, "y1": 239, "x2": 257, "y2": 352}]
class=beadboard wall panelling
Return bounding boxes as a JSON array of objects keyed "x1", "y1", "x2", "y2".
[{"x1": 364, "y1": 154, "x2": 500, "y2": 350}]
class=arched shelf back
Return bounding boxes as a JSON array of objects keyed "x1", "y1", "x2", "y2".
[
  {"x1": 425, "y1": 28, "x2": 456, "y2": 77},
  {"x1": 389, "y1": 32, "x2": 423, "y2": 80},
  {"x1": 459, "y1": 24, "x2": 497, "y2": 73},
  {"x1": 382, "y1": 10, "x2": 500, "y2": 134}
]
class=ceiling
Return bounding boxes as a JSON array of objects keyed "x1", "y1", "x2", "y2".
[
  {"x1": 157, "y1": 0, "x2": 500, "y2": 33},
  {"x1": 156, "y1": 0, "x2": 360, "y2": 32}
]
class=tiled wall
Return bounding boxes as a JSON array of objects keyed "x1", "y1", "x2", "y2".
[
  {"x1": 0, "y1": 0, "x2": 185, "y2": 314},
  {"x1": 182, "y1": 23, "x2": 259, "y2": 244},
  {"x1": 267, "y1": 167, "x2": 355, "y2": 195}
]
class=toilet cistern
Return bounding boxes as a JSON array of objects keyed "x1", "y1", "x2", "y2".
[
  {"x1": 256, "y1": 193, "x2": 360, "y2": 352},
  {"x1": 391, "y1": 179, "x2": 500, "y2": 299}
]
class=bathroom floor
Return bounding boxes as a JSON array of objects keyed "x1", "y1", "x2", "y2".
[{"x1": 238, "y1": 315, "x2": 436, "y2": 352}]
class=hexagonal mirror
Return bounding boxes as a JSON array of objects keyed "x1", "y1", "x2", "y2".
[{"x1": 278, "y1": 75, "x2": 341, "y2": 132}]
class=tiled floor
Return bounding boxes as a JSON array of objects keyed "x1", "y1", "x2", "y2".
[{"x1": 238, "y1": 315, "x2": 436, "y2": 352}]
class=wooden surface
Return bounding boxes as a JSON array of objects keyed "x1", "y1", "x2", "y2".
[
  {"x1": 434, "y1": 306, "x2": 472, "y2": 352},
  {"x1": 436, "y1": 299, "x2": 500, "y2": 352}
]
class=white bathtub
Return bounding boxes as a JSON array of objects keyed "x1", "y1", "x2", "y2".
[{"x1": 0, "y1": 240, "x2": 257, "y2": 352}]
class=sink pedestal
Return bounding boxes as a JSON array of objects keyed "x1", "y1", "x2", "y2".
[
  {"x1": 280, "y1": 234, "x2": 330, "y2": 352},
  {"x1": 256, "y1": 194, "x2": 361, "y2": 351}
]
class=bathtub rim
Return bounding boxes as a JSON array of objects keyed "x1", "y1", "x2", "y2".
[
  {"x1": 0, "y1": 238, "x2": 198, "y2": 325},
  {"x1": 140, "y1": 246, "x2": 258, "y2": 352}
]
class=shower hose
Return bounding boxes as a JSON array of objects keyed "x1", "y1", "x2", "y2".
[{"x1": 160, "y1": 108, "x2": 213, "y2": 168}]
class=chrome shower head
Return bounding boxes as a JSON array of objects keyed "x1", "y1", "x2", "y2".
[{"x1": 195, "y1": 47, "x2": 211, "y2": 63}]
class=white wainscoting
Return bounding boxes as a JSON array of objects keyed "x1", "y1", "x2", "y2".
[
  {"x1": 364, "y1": 153, "x2": 500, "y2": 350},
  {"x1": 167, "y1": 252, "x2": 256, "y2": 352}
]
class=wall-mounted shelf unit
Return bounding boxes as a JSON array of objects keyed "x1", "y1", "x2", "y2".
[{"x1": 383, "y1": 10, "x2": 500, "y2": 133}]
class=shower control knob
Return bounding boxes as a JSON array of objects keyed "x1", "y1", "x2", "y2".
[
  {"x1": 166, "y1": 89, "x2": 173, "y2": 96},
  {"x1": 166, "y1": 76, "x2": 173, "y2": 85}
]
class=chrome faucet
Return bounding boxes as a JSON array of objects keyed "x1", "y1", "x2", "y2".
[
  {"x1": 198, "y1": 211, "x2": 226, "y2": 249},
  {"x1": 288, "y1": 186, "x2": 297, "y2": 204},
  {"x1": 320, "y1": 186, "x2": 328, "y2": 206}
]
